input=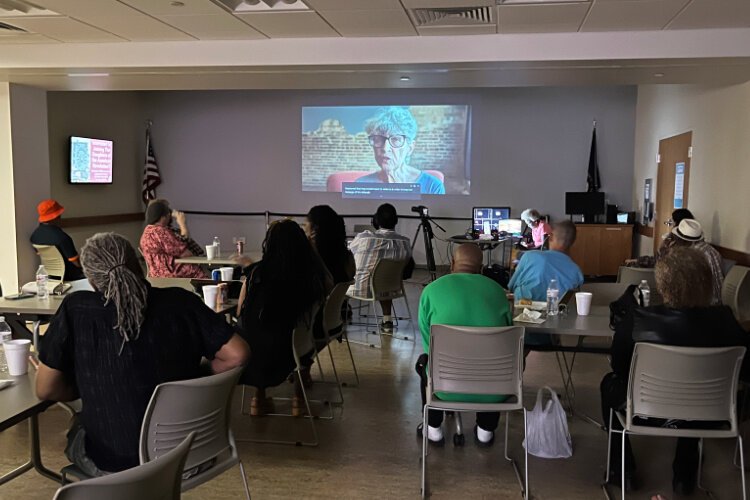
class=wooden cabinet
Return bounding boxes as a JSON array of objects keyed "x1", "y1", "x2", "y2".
[{"x1": 568, "y1": 224, "x2": 633, "y2": 276}]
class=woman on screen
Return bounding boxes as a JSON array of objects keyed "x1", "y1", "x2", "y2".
[{"x1": 356, "y1": 107, "x2": 446, "y2": 195}]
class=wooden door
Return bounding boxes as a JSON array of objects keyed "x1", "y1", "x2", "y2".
[{"x1": 654, "y1": 132, "x2": 692, "y2": 255}]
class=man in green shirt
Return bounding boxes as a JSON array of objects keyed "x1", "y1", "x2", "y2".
[{"x1": 418, "y1": 244, "x2": 513, "y2": 446}]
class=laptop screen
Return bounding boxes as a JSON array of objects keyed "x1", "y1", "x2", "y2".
[{"x1": 472, "y1": 207, "x2": 511, "y2": 234}]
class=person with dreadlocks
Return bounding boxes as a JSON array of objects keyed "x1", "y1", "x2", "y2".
[
  {"x1": 35, "y1": 232, "x2": 249, "y2": 476},
  {"x1": 237, "y1": 219, "x2": 330, "y2": 416}
]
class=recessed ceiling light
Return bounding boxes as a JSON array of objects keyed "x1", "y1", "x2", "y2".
[
  {"x1": 67, "y1": 72, "x2": 110, "y2": 77},
  {"x1": 170, "y1": 1, "x2": 185, "y2": 6},
  {"x1": 653, "y1": 72, "x2": 665, "y2": 78},
  {"x1": 400, "y1": 76, "x2": 411, "y2": 82}
]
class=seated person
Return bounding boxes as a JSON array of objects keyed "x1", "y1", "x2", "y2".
[
  {"x1": 139, "y1": 199, "x2": 207, "y2": 278},
  {"x1": 601, "y1": 247, "x2": 749, "y2": 495},
  {"x1": 237, "y1": 219, "x2": 330, "y2": 416},
  {"x1": 35, "y1": 232, "x2": 249, "y2": 476},
  {"x1": 348, "y1": 203, "x2": 413, "y2": 333},
  {"x1": 417, "y1": 244, "x2": 513, "y2": 446},
  {"x1": 520, "y1": 209, "x2": 551, "y2": 249},
  {"x1": 626, "y1": 208, "x2": 693, "y2": 268},
  {"x1": 30, "y1": 199, "x2": 85, "y2": 281},
  {"x1": 356, "y1": 107, "x2": 445, "y2": 195},
  {"x1": 304, "y1": 205, "x2": 355, "y2": 285}
]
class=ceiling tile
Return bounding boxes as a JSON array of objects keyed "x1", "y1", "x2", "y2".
[
  {"x1": 118, "y1": 0, "x2": 228, "y2": 16},
  {"x1": 159, "y1": 14, "x2": 265, "y2": 39},
  {"x1": 82, "y1": 14, "x2": 195, "y2": 40},
  {"x1": 29, "y1": 0, "x2": 143, "y2": 18},
  {"x1": 235, "y1": 11, "x2": 339, "y2": 37},
  {"x1": 305, "y1": 0, "x2": 403, "y2": 10},
  {"x1": 582, "y1": 0, "x2": 688, "y2": 31},
  {"x1": 498, "y1": 4, "x2": 589, "y2": 33},
  {"x1": 0, "y1": 16, "x2": 123, "y2": 42},
  {"x1": 319, "y1": 9, "x2": 417, "y2": 37},
  {"x1": 668, "y1": 0, "x2": 750, "y2": 29},
  {"x1": 0, "y1": 33, "x2": 59, "y2": 43}
]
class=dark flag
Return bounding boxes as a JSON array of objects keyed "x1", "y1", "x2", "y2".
[
  {"x1": 586, "y1": 125, "x2": 601, "y2": 192},
  {"x1": 142, "y1": 123, "x2": 161, "y2": 204}
]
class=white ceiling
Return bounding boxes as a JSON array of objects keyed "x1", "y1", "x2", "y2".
[
  {"x1": 0, "y1": 0, "x2": 747, "y2": 43},
  {"x1": 0, "y1": 0, "x2": 748, "y2": 90}
]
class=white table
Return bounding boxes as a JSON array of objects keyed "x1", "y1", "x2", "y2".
[
  {"x1": 175, "y1": 251, "x2": 262, "y2": 266},
  {"x1": 0, "y1": 370, "x2": 61, "y2": 486}
]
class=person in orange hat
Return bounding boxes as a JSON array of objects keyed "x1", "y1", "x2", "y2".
[{"x1": 30, "y1": 199, "x2": 85, "y2": 281}]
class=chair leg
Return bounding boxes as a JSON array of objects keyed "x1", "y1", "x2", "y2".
[
  {"x1": 605, "y1": 409, "x2": 613, "y2": 483},
  {"x1": 240, "y1": 385, "x2": 247, "y2": 415},
  {"x1": 399, "y1": 290, "x2": 415, "y2": 342},
  {"x1": 621, "y1": 429, "x2": 627, "y2": 500},
  {"x1": 504, "y1": 411, "x2": 526, "y2": 499},
  {"x1": 370, "y1": 301, "x2": 382, "y2": 349},
  {"x1": 296, "y1": 370, "x2": 320, "y2": 446},
  {"x1": 342, "y1": 329, "x2": 360, "y2": 387},
  {"x1": 238, "y1": 460, "x2": 251, "y2": 500},
  {"x1": 740, "y1": 435, "x2": 747, "y2": 500},
  {"x1": 327, "y1": 345, "x2": 345, "y2": 406},
  {"x1": 315, "y1": 351, "x2": 326, "y2": 382},
  {"x1": 524, "y1": 408, "x2": 529, "y2": 500},
  {"x1": 697, "y1": 438, "x2": 706, "y2": 493},
  {"x1": 421, "y1": 404, "x2": 429, "y2": 499}
]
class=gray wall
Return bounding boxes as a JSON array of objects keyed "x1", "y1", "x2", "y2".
[{"x1": 46, "y1": 87, "x2": 636, "y2": 265}]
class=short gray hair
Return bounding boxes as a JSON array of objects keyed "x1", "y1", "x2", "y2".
[
  {"x1": 80, "y1": 233, "x2": 148, "y2": 350},
  {"x1": 521, "y1": 209, "x2": 541, "y2": 225},
  {"x1": 551, "y1": 220, "x2": 577, "y2": 250},
  {"x1": 365, "y1": 107, "x2": 418, "y2": 141}
]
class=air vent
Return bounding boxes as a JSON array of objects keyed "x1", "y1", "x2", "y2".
[
  {"x1": 410, "y1": 6, "x2": 494, "y2": 27},
  {"x1": 0, "y1": 21, "x2": 26, "y2": 32}
]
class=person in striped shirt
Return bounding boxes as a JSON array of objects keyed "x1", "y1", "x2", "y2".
[{"x1": 347, "y1": 203, "x2": 412, "y2": 333}]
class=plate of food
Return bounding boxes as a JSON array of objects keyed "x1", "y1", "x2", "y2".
[{"x1": 514, "y1": 298, "x2": 547, "y2": 311}]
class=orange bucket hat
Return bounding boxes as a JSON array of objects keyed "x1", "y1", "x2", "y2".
[{"x1": 37, "y1": 199, "x2": 65, "y2": 222}]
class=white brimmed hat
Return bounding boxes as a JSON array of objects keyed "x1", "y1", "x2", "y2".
[{"x1": 672, "y1": 218, "x2": 704, "y2": 242}]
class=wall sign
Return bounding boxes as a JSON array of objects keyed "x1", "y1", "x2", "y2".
[{"x1": 673, "y1": 163, "x2": 685, "y2": 209}]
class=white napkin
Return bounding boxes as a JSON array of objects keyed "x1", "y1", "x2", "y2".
[{"x1": 513, "y1": 308, "x2": 546, "y2": 324}]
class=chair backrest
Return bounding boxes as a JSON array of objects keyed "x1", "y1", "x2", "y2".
[
  {"x1": 580, "y1": 282, "x2": 630, "y2": 306},
  {"x1": 352, "y1": 224, "x2": 374, "y2": 233},
  {"x1": 626, "y1": 343, "x2": 745, "y2": 431},
  {"x1": 54, "y1": 432, "x2": 194, "y2": 500},
  {"x1": 722, "y1": 265, "x2": 750, "y2": 322},
  {"x1": 292, "y1": 303, "x2": 321, "y2": 367},
  {"x1": 429, "y1": 325, "x2": 525, "y2": 400},
  {"x1": 323, "y1": 281, "x2": 353, "y2": 334},
  {"x1": 33, "y1": 244, "x2": 65, "y2": 282},
  {"x1": 370, "y1": 258, "x2": 407, "y2": 300},
  {"x1": 139, "y1": 367, "x2": 243, "y2": 472},
  {"x1": 617, "y1": 266, "x2": 657, "y2": 289}
]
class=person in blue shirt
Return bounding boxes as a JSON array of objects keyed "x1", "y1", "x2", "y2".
[
  {"x1": 508, "y1": 220, "x2": 584, "y2": 345},
  {"x1": 356, "y1": 107, "x2": 446, "y2": 195}
]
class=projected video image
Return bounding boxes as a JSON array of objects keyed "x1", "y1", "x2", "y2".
[{"x1": 302, "y1": 105, "x2": 471, "y2": 199}]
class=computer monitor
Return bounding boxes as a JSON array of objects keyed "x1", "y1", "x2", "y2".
[
  {"x1": 497, "y1": 218, "x2": 524, "y2": 235},
  {"x1": 472, "y1": 207, "x2": 511, "y2": 235},
  {"x1": 565, "y1": 192, "x2": 605, "y2": 217}
]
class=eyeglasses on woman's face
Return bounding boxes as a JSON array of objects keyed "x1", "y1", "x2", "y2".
[{"x1": 368, "y1": 134, "x2": 408, "y2": 149}]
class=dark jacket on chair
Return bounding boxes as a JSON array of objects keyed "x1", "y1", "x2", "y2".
[{"x1": 611, "y1": 305, "x2": 750, "y2": 380}]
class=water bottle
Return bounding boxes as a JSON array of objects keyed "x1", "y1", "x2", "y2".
[
  {"x1": 638, "y1": 280, "x2": 651, "y2": 307},
  {"x1": 546, "y1": 278, "x2": 560, "y2": 316},
  {"x1": 212, "y1": 236, "x2": 221, "y2": 258},
  {"x1": 36, "y1": 265, "x2": 49, "y2": 299},
  {"x1": 0, "y1": 316, "x2": 12, "y2": 373}
]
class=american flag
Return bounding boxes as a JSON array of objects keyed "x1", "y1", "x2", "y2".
[{"x1": 142, "y1": 125, "x2": 161, "y2": 204}]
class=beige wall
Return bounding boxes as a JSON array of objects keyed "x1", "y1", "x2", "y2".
[
  {"x1": 0, "y1": 83, "x2": 18, "y2": 293},
  {"x1": 633, "y1": 82, "x2": 750, "y2": 256},
  {"x1": 47, "y1": 91, "x2": 147, "y2": 249}
]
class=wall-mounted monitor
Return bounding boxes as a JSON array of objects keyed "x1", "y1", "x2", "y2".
[{"x1": 70, "y1": 136, "x2": 113, "y2": 184}]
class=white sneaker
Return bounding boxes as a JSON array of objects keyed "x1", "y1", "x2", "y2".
[{"x1": 427, "y1": 425, "x2": 444, "y2": 445}]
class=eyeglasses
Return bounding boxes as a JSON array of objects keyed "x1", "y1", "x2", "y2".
[{"x1": 368, "y1": 134, "x2": 408, "y2": 149}]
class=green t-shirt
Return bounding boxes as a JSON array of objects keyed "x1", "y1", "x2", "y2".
[{"x1": 419, "y1": 273, "x2": 513, "y2": 403}]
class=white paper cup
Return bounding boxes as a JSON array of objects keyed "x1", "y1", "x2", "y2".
[
  {"x1": 575, "y1": 292, "x2": 593, "y2": 316},
  {"x1": 202, "y1": 285, "x2": 220, "y2": 310},
  {"x1": 219, "y1": 267, "x2": 234, "y2": 281},
  {"x1": 5, "y1": 339, "x2": 31, "y2": 376},
  {"x1": 205, "y1": 244, "x2": 217, "y2": 260}
]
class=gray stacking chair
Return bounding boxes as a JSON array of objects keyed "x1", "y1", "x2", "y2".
[
  {"x1": 604, "y1": 343, "x2": 747, "y2": 500},
  {"x1": 348, "y1": 258, "x2": 414, "y2": 348},
  {"x1": 53, "y1": 432, "x2": 194, "y2": 500},
  {"x1": 421, "y1": 325, "x2": 527, "y2": 499},
  {"x1": 139, "y1": 366, "x2": 250, "y2": 499},
  {"x1": 239, "y1": 304, "x2": 330, "y2": 446},
  {"x1": 317, "y1": 281, "x2": 359, "y2": 391},
  {"x1": 617, "y1": 266, "x2": 656, "y2": 289},
  {"x1": 722, "y1": 265, "x2": 750, "y2": 323},
  {"x1": 32, "y1": 244, "x2": 66, "y2": 283}
]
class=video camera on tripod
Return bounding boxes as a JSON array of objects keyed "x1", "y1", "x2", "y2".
[{"x1": 410, "y1": 205, "x2": 444, "y2": 282}]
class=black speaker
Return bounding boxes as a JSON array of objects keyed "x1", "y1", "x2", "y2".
[{"x1": 605, "y1": 204, "x2": 618, "y2": 224}]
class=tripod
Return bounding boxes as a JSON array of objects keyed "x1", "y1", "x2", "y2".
[{"x1": 411, "y1": 214, "x2": 445, "y2": 283}]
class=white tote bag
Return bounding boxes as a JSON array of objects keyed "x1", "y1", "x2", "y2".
[{"x1": 523, "y1": 386, "x2": 573, "y2": 459}]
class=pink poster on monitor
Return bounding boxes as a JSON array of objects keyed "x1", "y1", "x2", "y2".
[{"x1": 70, "y1": 136, "x2": 113, "y2": 184}]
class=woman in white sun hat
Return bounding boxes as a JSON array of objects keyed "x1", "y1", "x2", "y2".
[{"x1": 671, "y1": 218, "x2": 724, "y2": 304}]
